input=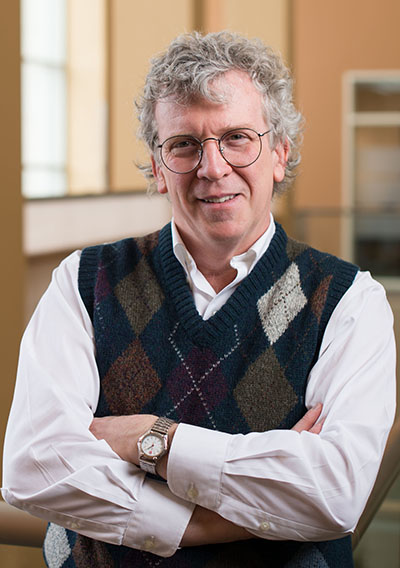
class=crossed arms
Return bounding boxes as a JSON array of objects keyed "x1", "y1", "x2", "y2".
[
  {"x1": 2, "y1": 251, "x2": 396, "y2": 557},
  {"x1": 89, "y1": 405, "x2": 324, "y2": 547}
]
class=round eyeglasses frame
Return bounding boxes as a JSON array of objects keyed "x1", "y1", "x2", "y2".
[{"x1": 157, "y1": 128, "x2": 272, "y2": 174}]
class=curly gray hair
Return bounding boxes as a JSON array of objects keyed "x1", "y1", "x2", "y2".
[{"x1": 136, "y1": 31, "x2": 303, "y2": 194}]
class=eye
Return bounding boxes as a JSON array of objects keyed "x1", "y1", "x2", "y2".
[
  {"x1": 172, "y1": 139, "x2": 195, "y2": 149},
  {"x1": 222, "y1": 129, "x2": 253, "y2": 147},
  {"x1": 166, "y1": 136, "x2": 199, "y2": 154}
]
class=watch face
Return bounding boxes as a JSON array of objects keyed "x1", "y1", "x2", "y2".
[{"x1": 141, "y1": 433, "x2": 164, "y2": 458}]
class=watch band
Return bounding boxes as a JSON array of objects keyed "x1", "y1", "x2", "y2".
[
  {"x1": 151, "y1": 417, "x2": 175, "y2": 437},
  {"x1": 138, "y1": 417, "x2": 175, "y2": 475}
]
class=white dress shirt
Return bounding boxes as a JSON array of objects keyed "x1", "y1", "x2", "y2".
[{"x1": 2, "y1": 219, "x2": 396, "y2": 558}]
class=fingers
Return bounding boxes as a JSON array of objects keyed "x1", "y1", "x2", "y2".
[
  {"x1": 308, "y1": 416, "x2": 325, "y2": 435},
  {"x1": 292, "y1": 403, "x2": 323, "y2": 434}
]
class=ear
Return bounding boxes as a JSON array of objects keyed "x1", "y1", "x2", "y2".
[
  {"x1": 151, "y1": 156, "x2": 168, "y2": 194},
  {"x1": 272, "y1": 139, "x2": 289, "y2": 183}
]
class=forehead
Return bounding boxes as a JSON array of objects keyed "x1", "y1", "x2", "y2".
[{"x1": 154, "y1": 70, "x2": 266, "y2": 138}]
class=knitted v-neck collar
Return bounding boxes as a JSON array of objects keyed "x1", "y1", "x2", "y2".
[{"x1": 157, "y1": 223, "x2": 287, "y2": 344}]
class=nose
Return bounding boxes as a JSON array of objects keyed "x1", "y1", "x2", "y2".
[{"x1": 196, "y1": 138, "x2": 232, "y2": 180}]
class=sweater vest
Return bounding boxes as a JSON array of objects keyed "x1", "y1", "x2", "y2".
[{"x1": 44, "y1": 223, "x2": 358, "y2": 567}]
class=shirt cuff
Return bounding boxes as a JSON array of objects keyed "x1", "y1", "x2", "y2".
[
  {"x1": 123, "y1": 478, "x2": 195, "y2": 557},
  {"x1": 167, "y1": 423, "x2": 231, "y2": 509}
]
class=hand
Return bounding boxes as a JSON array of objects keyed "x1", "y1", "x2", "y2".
[
  {"x1": 292, "y1": 403, "x2": 324, "y2": 434},
  {"x1": 90, "y1": 414, "x2": 178, "y2": 477},
  {"x1": 90, "y1": 404, "x2": 323, "y2": 472},
  {"x1": 89, "y1": 414, "x2": 159, "y2": 465},
  {"x1": 181, "y1": 506, "x2": 252, "y2": 547}
]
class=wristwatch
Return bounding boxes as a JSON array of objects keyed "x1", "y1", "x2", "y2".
[{"x1": 137, "y1": 417, "x2": 175, "y2": 474}]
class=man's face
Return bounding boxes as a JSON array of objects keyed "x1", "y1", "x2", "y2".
[{"x1": 151, "y1": 70, "x2": 288, "y2": 257}]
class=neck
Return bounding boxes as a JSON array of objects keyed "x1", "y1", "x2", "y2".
[
  {"x1": 197, "y1": 259, "x2": 237, "y2": 293},
  {"x1": 183, "y1": 236, "x2": 245, "y2": 293},
  {"x1": 173, "y1": 219, "x2": 272, "y2": 293}
]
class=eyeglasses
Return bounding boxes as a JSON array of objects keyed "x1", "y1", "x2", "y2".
[{"x1": 157, "y1": 128, "x2": 271, "y2": 174}]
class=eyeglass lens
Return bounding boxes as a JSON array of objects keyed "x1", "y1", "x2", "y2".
[{"x1": 160, "y1": 128, "x2": 263, "y2": 173}]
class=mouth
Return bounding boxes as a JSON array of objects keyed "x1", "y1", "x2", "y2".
[{"x1": 201, "y1": 194, "x2": 238, "y2": 203}]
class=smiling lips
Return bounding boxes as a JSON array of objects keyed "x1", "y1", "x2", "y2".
[{"x1": 201, "y1": 194, "x2": 238, "y2": 203}]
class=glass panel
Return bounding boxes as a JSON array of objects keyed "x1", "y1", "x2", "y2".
[
  {"x1": 354, "y1": 213, "x2": 400, "y2": 277},
  {"x1": 22, "y1": 168, "x2": 67, "y2": 199},
  {"x1": 355, "y1": 81, "x2": 400, "y2": 112},
  {"x1": 21, "y1": 0, "x2": 66, "y2": 64},
  {"x1": 22, "y1": 62, "x2": 66, "y2": 169},
  {"x1": 354, "y1": 126, "x2": 400, "y2": 208},
  {"x1": 353, "y1": 126, "x2": 400, "y2": 276}
]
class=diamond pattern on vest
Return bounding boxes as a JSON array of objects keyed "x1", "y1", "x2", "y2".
[
  {"x1": 234, "y1": 346, "x2": 298, "y2": 431},
  {"x1": 285, "y1": 238, "x2": 309, "y2": 262},
  {"x1": 114, "y1": 257, "x2": 164, "y2": 337},
  {"x1": 136, "y1": 231, "x2": 160, "y2": 256},
  {"x1": 72, "y1": 532, "x2": 115, "y2": 567},
  {"x1": 103, "y1": 338, "x2": 162, "y2": 415},
  {"x1": 166, "y1": 343, "x2": 229, "y2": 427},
  {"x1": 44, "y1": 523, "x2": 71, "y2": 568},
  {"x1": 94, "y1": 262, "x2": 113, "y2": 305},
  {"x1": 164, "y1": 323, "x2": 240, "y2": 427},
  {"x1": 310, "y1": 276, "x2": 333, "y2": 324},
  {"x1": 257, "y1": 262, "x2": 307, "y2": 345},
  {"x1": 284, "y1": 543, "x2": 330, "y2": 567}
]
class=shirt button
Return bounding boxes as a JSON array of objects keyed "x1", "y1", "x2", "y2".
[
  {"x1": 186, "y1": 483, "x2": 199, "y2": 501},
  {"x1": 70, "y1": 522, "x2": 80, "y2": 530},
  {"x1": 259, "y1": 521, "x2": 270, "y2": 532},
  {"x1": 143, "y1": 536, "x2": 155, "y2": 551}
]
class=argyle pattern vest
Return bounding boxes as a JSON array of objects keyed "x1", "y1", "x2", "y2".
[{"x1": 43, "y1": 223, "x2": 358, "y2": 567}]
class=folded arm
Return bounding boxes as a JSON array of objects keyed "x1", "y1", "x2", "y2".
[
  {"x1": 90, "y1": 404, "x2": 324, "y2": 547},
  {"x1": 166, "y1": 273, "x2": 396, "y2": 541},
  {"x1": 1, "y1": 252, "x2": 193, "y2": 558}
]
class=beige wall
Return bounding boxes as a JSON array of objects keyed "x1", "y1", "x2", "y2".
[
  {"x1": 108, "y1": 0, "x2": 290, "y2": 192},
  {"x1": 108, "y1": 0, "x2": 194, "y2": 191},
  {"x1": 223, "y1": 0, "x2": 289, "y2": 57},
  {"x1": 0, "y1": 4, "x2": 40, "y2": 566},
  {"x1": 292, "y1": 0, "x2": 400, "y2": 213},
  {"x1": 0, "y1": 1, "x2": 24, "y2": 480}
]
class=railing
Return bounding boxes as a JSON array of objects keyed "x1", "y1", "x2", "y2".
[
  {"x1": 0, "y1": 500, "x2": 46, "y2": 547},
  {"x1": 291, "y1": 207, "x2": 400, "y2": 285}
]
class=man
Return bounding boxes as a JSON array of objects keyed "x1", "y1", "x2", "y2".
[{"x1": 2, "y1": 31, "x2": 396, "y2": 567}]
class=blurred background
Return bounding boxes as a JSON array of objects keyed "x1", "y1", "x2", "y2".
[{"x1": 1, "y1": 0, "x2": 399, "y2": 566}]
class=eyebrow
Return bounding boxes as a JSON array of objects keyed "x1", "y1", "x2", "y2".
[{"x1": 165, "y1": 125, "x2": 260, "y2": 138}]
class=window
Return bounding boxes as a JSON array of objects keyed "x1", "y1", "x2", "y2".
[
  {"x1": 21, "y1": 0, "x2": 107, "y2": 198},
  {"x1": 343, "y1": 73, "x2": 400, "y2": 283}
]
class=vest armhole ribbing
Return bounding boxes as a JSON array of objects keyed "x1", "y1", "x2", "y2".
[{"x1": 78, "y1": 245, "x2": 103, "y2": 322}]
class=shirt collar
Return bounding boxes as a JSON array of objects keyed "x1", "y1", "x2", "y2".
[{"x1": 171, "y1": 214, "x2": 276, "y2": 277}]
